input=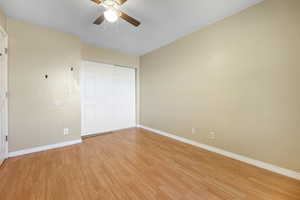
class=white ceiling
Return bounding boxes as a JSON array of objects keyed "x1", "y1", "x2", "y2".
[{"x1": 0, "y1": 0, "x2": 263, "y2": 56}]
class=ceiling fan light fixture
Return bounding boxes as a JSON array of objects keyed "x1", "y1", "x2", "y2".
[
  {"x1": 104, "y1": 9, "x2": 119, "y2": 23},
  {"x1": 91, "y1": 0, "x2": 140, "y2": 27}
]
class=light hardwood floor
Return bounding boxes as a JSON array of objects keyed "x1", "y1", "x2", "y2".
[{"x1": 0, "y1": 128, "x2": 299, "y2": 199}]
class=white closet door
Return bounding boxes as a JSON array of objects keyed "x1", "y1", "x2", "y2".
[{"x1": 81, "y1": 61, "x2": 136, "y2": 136}]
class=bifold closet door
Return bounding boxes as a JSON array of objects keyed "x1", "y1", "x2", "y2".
[{"x1": 81, "y1": 61, "x2": 136, "y2": 136}]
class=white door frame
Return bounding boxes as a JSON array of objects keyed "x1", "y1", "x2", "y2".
[
  {"x1": 80, "y1": 61, "x2": 137, "y2": 136},
  {"x1": 0, "y1": 25, "x2": 8, "y2": 164}
]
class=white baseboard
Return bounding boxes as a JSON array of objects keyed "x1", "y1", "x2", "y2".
[
  {"x1": 81, "y1": 126, "x2": 137, "y2": 137},
  {"x1": 81, "y1": 131, "x2": 108, "y2": 137},
  {"x1": 138, "y1": 125, "x2": 300, "y2": 181},
  {"x1": 8, "y1": 139, "x2": 82, "y2": 158}
]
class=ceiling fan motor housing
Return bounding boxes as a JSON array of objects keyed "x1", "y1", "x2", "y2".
[{"x1": 103, "y1": 0, "x2": 117, "y2": 8}]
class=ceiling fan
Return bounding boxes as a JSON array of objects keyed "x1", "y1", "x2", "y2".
[{"x1": 91, "y1": 0, "x2": 141, "y2": 27}]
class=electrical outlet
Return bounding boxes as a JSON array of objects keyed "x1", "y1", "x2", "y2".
[
  {"x1": 192, "y1": 128, "x2": 196, "y2": 135},
  {"x1": 209, "y1": 131, "x2": 215, "y2": 139},
  {"x1": 64, "y1": 128, "x2": 69, "y2": 136}
]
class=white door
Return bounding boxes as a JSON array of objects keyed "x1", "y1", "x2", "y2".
[
  {"x1": 81, "y1": 61, "x2": 136, "y2": 136},
  {"x1": 0, "y1": 27, "x2": 8, "y2": 165}
]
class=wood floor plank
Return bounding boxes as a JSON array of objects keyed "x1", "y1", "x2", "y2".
[{"x1": 0, "y1": 128, "x2": 299, "y2": 200}]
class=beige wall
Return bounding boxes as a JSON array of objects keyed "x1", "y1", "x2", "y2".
[
  {"x1": 7, "y1": 18, "x2": 140, "y2": 152},
  {"x1": 81, "y1": 43, "x2": 139, "y2": 68},
  {"x1": 0, "y1": 8, "x2": 6, "y2": 31},
  {"x1": 8, "y1": 19, "x2": 82, "y2": 152},
  {"x1": 140, "y1": 0, "x2": 300, "y2": 172}
]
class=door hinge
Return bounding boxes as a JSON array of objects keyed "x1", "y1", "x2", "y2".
[
  {"x1": 5, "y1": 135, "x2": 8, "y2": 142},
  {"x1": 5, "y1": 92, "x2": 8, "y2": 98},
  {"x1": 5, "y1": 48, "x2": 8, "y2": 54}
]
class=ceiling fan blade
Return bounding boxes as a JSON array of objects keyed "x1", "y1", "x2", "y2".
[
  {"x1": 115, "y1": 0, "x2": 127, "y2": 5},
  {"x1": 94, "y1": 14, "x2": 105, "y2": 25},
  {"x1": 91, "y1": 0, "x2": 102, "y2": 4},
  {"x1": 119, "y1": 11, "x2": 141, "y2": 27}
]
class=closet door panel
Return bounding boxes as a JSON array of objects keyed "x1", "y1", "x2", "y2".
[{"x1": 82, "y1": 61, "x2": 136, "y2": 136}]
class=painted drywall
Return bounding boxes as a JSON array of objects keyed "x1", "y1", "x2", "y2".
[
  {"x1": 7, "y1": 18, "x2": 140, "y2": 152},
  {"x1": 8, "y1": 19, "x2": 82, "y2": 152},
  {"x1": 0, "y1": 8, "x2": 6, "y2": 30},
  {"x1": 81, "y1": 43, "x2": 139, "y2": 68},
  {"x1": 140, "y1": 0, "x2": 300, "y2": 172}
]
